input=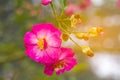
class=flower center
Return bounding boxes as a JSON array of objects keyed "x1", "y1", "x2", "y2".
[
  {"x1": 37, "y1": 38, "x2": 47, "y2": 50},
  {"x1": 53, "y1": 62, "x2": 66, "y2": 71}
]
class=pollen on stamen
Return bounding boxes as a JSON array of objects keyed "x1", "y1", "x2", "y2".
[
  {"x1": 37, "y1": 37, "x2": 48, "y2": 50},
  {"x1": 53, "y1": 62, "x2": 66, "y2": 72}
]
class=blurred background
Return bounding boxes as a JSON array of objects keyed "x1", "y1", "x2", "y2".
[{"x1": 0, "y1": 0, "x2": 120, "y2": 80}]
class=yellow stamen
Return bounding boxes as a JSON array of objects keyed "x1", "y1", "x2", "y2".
[
  {"x1": 37, "y1": 38, "x2": 44, "y2": 50},
  {"x1": 53, "y1": 62, "x2": 66, "y2": 71}
]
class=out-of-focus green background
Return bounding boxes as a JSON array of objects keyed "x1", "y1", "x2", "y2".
[{"x1": 0, "y1": 0, "x2": 120, "y2": 80}]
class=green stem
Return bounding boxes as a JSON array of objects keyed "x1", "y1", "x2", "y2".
[
  {"x1": 59, "y1": 22, "x2": 69, "y2": 33},
  {"x1": 50, "y1": 2, "x2": 57, "y2": 18},
  {"x1": 60, "y1": 8, "x2": 65, "y2": 16},
  {"x1": 60, "y1": 22, "x2": 82, "y2": 49},
  {"x1": 50, "y1": 2, "x2": 82, "y2": 50},
  {"x1": 50, "y1": 2, "x2": 66, "y2": 32},
  {"x1": 69, "y1": 37, "x2": 82, "y2": 49},
  {"x1": 61, "y1": 21, "x2": 71, "y2": 33}
]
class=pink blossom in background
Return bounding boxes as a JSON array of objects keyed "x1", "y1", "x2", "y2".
[
  {"x1": 117, "y1": 0, "x2": 120, "y2": 8},
  {"x1": 24, "y1": 23, "x2": 61, "y2": 63},
  {"x1": 78, "y1": 0, "x2": 91, "y2": 10},
  {"x1": 41, "y1": 0, "x2": 52, "y2": 5},
  {"x1": 44, "y1": 48, "x2": 77, "y2": 76},
  {"x1": 65, "y1": 3, "x2": 78, "y2": 16}
]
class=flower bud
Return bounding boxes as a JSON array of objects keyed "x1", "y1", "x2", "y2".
[
  {"x1": 61, "y1": 33, "x2": 69, "y2": 42},
  {"x1": 81, "y1": 46, "x2": 94, "y2": 57},
  {"x1": 75, "y1": 32, "x2": 89, "y2": 41},
  {"x1": 41, "y1": 0, "x2": 52, "y2": 5},
  {"x1": 88, "y1": 27, "x2": 104, "y2": 37},
  {"x1": 70, "y1": 14, "x2": 82, "y2": 28}
]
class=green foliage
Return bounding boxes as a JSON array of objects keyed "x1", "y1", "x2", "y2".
[{"x1": 59, "y1": 0, "x2": 67, "y2": 10}]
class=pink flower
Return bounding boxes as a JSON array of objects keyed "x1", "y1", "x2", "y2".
[
  {"x1": 43, "y1": 48, "x2": 77, "y2": 76},
  {"x1": 41, "y1": 0, "x2": 52, "y2": 5},
  {"x1": 24, "y1": 23, "x2": 61, "y2": 63},
  {"x1": 78, "y1": 0, "x2": 91, "y2": 10},
  {"x1": 65, "y1": 3, "x2": 78, "y2": 16}
]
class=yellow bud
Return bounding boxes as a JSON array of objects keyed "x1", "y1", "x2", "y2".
[
  {"x1": 97, "y1": 27, "x2": 104, "y2": 36},
  {"x1": 74, "y1": 14, "x2": 81, "y2": 19},
  {"x1": 89, "y1": 27, "x2": 104, "y2": 37},
  {"x1": 75, "y1": 32, "x2": 89, "y2": 40},
  {"x1": 71, "y1": 18, "x2": 77, "y2": 28},
  {"x1": 61, "y1": 33, "x2": 69, "y2": 42},
  {"x1": 88, "y1": 27, "x2": 98, "y2": 37},
  {"x1": 81, "y1": 46, "x2": 94, "y2": 57},
  {"x1": 83, "y1": 34, "x2": 89, "y2": 41},
  {"x1": 87, "y1": 50, "x2": 94, "y2": 57},
  {"x1": 70, "y1": 14, "x2": 82, "y2": 28},
  {"x1": 81, "y1": 46, "x2": 90, "y2": 53}
]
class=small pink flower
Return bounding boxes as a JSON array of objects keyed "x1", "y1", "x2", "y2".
[
  {"x1": 65, "y1": 3, "x2": 77, "y2": 16},
  {"x1": 43, "y1": 48, "x2": 77, "y2": 76},
  {"x1": 78, "y1": 0, "x2": 91, "y2": 10},
  {"x1": 41, "y1": 0, "x2": 52, "y2": 5},
  {"x1": 24, "y1": 23, "x2": 61, "y2": 63}
]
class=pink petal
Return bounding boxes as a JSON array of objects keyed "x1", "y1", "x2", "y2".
[
  {"x1": 32, "y1": 24, "x2": 61, "y2": 39},
  {"x1": 56, "y1": 68, "x2": 65, "y2": 75},
  {"x1": 25, "y1": 45, "x2": 45, "y2": 62},
  {"x1": 46, "y1": 47, "x2": 60, "y2": 60},
  {"x1": 64, "y1": 57, "x2": 77, "y2": 71},
  {"x1": 47, "y1": 34, "x2": 61, "y2": 47},
  {"x1": 24, "y1": 32, "x2": 38, "y2": 45},
  {"x1": 37, "y1": 47, "x2": 61, "y2": 65},
  {"x1": 36, "y1": 29, "x2": 48, "y2": 38},
  {"x1": 59, "y1": 48, "x2": 75, "y2": 60},
  {"x1": 44, "y1": 65, "x2": 54, "y2": 76},
  {"x1": 41, "y1": 0, "x2": 52, "y2": 5}
]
